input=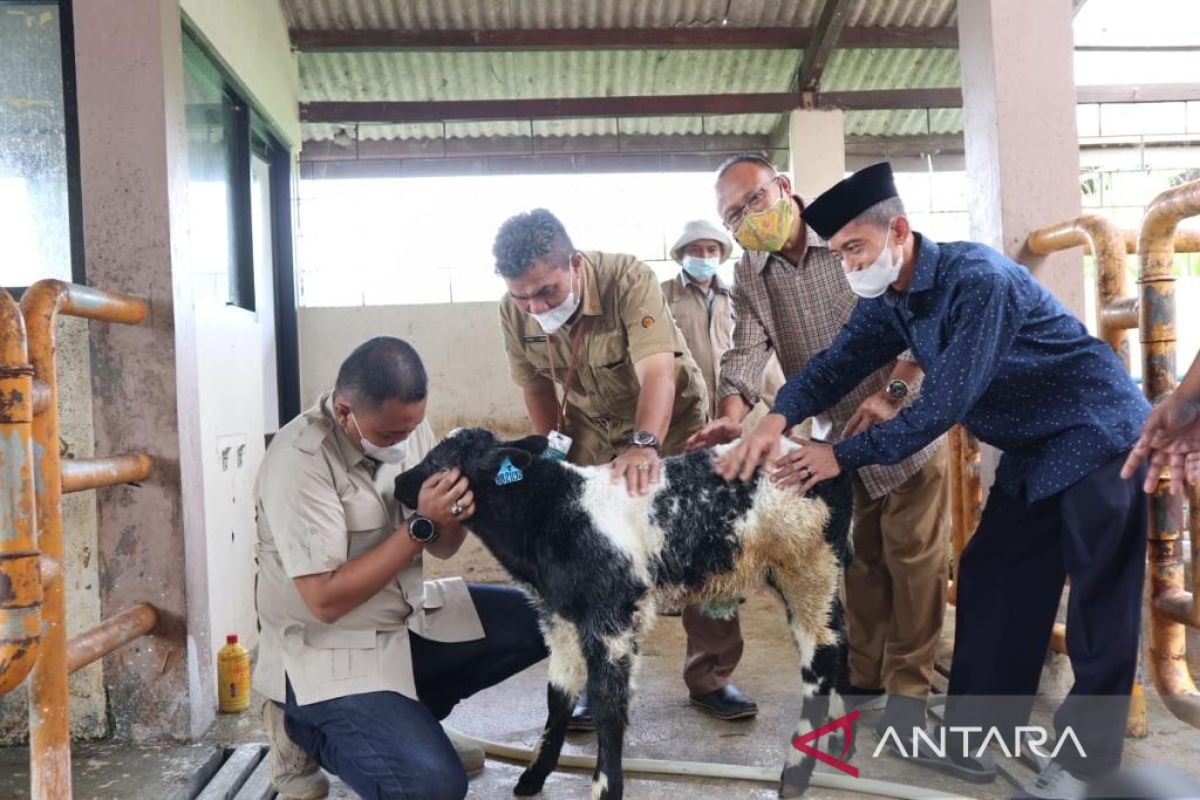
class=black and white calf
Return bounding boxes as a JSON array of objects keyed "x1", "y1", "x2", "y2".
[{"x1": 396, "y1": 428, "x2": 853, "y2": 800}]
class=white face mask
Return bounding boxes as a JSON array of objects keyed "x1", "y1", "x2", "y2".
[
  {"x1": 351, "y1": 413, "x2": 409, "y2": 464},
  {"x1": 845, "y1": 222, "x2": 902, "y2": 299},
  {"x1": 530, "y1": 269, "x2": 579, "y2": 334}
]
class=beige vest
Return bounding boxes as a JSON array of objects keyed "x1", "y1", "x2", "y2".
[{"x1": 252, "y1": 394, "x2": 484, "y2": 705}]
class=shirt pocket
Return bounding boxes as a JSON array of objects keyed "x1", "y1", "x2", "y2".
[{"x1": 303, "y1": 627, "x2": 378, "y2": 681}]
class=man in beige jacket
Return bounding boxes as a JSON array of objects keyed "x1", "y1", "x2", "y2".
[{"x1": 254, "y1": 337, "x2": 547, "y2": 800}]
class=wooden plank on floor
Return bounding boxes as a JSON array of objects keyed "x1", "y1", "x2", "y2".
[
  {"x1": 232, "y1": 756, "x2": 275, "y2": 800},
  {"x1": 196, "y1": 745, "x2": 265, "y2": 800}
]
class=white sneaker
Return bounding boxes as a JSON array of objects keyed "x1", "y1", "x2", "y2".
[
  {"x1": 1020, "y1": 761, "x2": 1088, "y2": 800},
  {"x1": 261, "y1": 700, "x2": 330, "y2": 800}
]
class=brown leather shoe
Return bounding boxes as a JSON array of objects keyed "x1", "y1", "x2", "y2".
[{"x1": 688, "y1": 684, "x2": 759, "y2": 721}]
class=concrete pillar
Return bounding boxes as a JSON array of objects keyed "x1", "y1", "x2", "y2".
[
  {"x1": 74, "y1": 0, "x2": 215, "y2": 740},
  {"x1": 787, "y1": 109, "x2": 847, "y2": 197},
  {"x1": 958, "y1": 0, "x2": 1085, "y2": 317}
]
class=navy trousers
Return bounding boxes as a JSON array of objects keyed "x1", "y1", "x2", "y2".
[
  {"x1": 280, "y1": 583, "x2": 548, "y2": 800},
  {"x1": 945, "y1": 452, "x2": 1148, "y2": 778}
]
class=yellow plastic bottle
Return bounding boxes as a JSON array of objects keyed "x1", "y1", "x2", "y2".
[{"x1": 217, "y1": 634, "x2": 251, "y2": 713}]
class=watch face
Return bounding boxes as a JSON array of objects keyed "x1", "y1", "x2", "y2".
[
  {"x1": 888, "y1": 380, "x2": 908, "y2": 399},
  {"x1": 410, "y1": 517, "x2": 436, "y2": 542},
  {"x1": 632, "y1": 431, "x2": 657, "y2": 447}
]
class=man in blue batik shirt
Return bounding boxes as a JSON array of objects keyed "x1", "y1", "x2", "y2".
[{"x1": 718, "y1": 163, "x2": 1151, "y2": 800}]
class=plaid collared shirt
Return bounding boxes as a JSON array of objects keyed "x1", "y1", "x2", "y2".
[{"x1": 716, "y1": 205, "x2": 940, "y2": 499}]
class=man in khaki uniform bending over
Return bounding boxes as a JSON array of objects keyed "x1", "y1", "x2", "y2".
[
  {"x1": 254, "y1": 337, "x2": 547, "y2": 800},
  {"x1": 494, "y1": 208, "x2": 758, "y2": 728}
]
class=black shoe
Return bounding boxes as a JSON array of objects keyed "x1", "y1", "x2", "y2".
[
  {"x1": 567, "y1": 691, "x2": 595, "y2": 732},
  {"x1": 899, "y1": 729, "x2": 997, "y2": 784},
  {"x1": 689, "y1": 684, "x2": 759, "y2": 721}
]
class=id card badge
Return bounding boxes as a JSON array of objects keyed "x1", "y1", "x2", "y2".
[{"x1": 545, "y1": 429, "x2": 573, "y2": 461}]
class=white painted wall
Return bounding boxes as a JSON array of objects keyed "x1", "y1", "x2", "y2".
[
  {"x1": 300, "y1": 302, "x2": 530, "y2": 437},
  {"x1": 195, "y1": 305, "x2": 267, "y2": 660},
  {"x1": 180, "y1": 0, "x2": 299, "y2": 148},
  {"x1": 180, "y1": 0, "x2": 298, "y2": 702}
]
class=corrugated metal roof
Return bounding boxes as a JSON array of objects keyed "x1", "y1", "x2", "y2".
[
  {"x1": 283, "y1": 0, "x2": 957, "y2": 32},
  {"x1": 299, "y1": 48, "x2": 803, "y2": 102},
  {"x1": 288, "y1": 0, "x2": 964, "y2": 145}
]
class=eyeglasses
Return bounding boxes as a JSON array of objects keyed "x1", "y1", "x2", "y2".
[{"x1": 723, "y1": 175, "x2": 783, "y2": 230}]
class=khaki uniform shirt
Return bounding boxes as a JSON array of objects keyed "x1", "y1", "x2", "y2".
[
  {"x1": 499, "y1": 251, "x2": 708, "y2": 464},
  {"x1": 253, "y1": 393, "x2": 485, "y2": 706},
  {"x1": 661, "y1": 272, "x2": 785, "y2": 419}
]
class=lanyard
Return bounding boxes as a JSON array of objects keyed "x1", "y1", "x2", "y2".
[{"x1": 546, "y1": 320, "x2": 588, "y2": 433}]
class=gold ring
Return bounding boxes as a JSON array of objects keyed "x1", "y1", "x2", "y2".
[{"x1": 637, "y1": 463, "x2": 650, "y2": 471}]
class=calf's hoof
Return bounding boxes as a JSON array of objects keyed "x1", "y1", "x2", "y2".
[
  {"x1": 514, "y1": 769, "x2": 546, "y2": 796},
  {"x1": 778, "y1": 763, "x2": 814, "y2": 798}
]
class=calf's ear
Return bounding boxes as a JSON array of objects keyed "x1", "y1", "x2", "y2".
[
  {"x1": 504, "y1": 435, "x2": 549, "y2": 455},
  {"x1": 394, "y1": 468, "x2": 426, "y2": 507}
]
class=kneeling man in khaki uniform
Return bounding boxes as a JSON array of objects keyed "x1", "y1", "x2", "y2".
[{"x1": 254, "y1": 337, "x2": 548, "y2": 800}]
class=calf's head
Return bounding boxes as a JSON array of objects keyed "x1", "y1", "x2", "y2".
[{"x1": 395, "y1": 427, "x2": 549, "y2": 507}]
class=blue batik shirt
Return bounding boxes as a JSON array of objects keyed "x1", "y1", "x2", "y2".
[{"x1": 772, "y1": 234, "x2": 1151, "y2": 502}]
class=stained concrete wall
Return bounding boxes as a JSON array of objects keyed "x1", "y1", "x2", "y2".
[
  {"x1": 299, "y1": 302, "x2": 530, "y2": 438},
  {"x1": 51, "y1": 0, "x2": 299, "y2": 744}
]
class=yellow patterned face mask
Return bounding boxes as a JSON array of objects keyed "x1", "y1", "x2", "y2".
[{"x1": 733, "y1": 195, "x2": 795, "y2": 253}]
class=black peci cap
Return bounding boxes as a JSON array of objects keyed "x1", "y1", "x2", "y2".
[{"x1": 801, "y1": 162, "x2": 899, "y2": 240}]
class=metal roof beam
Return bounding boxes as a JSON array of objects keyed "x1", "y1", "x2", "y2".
[
  {"x1": 796, "y1": 0, "x2": 853, "y2": 92},
  {"x1": 300, "y1": 85, "x2": 1200, "y2": 124},
  {"x1": 290, "y1": 26, "x2": 960, "y2": 52}
]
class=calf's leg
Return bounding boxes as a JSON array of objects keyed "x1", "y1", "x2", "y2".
[
  {"x1": 582, "y1": 631, "x2": 635, "y2": 800},
  {"x1": 766, "y1": 573, "x2": 850, "y2": 798},
  {"x1": 515, "y1": 619, "x2": 587, "y2": 796}
]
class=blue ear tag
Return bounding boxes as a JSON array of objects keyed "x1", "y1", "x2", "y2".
[{"x1": 494, "y1": 456, "x2": 524, "y2": 486}]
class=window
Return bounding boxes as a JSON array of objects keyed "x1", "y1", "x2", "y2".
[
  {"x1": 182, "y1": 30, "x2": 256, "y2": 310},
  {"x1": 0, "y1": 0, "x2": 80, "y2": 290}
]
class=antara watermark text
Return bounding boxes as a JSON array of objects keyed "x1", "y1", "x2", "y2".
[{"x1": 873, "y1": 725, "x2": 1087, "y2": 761}]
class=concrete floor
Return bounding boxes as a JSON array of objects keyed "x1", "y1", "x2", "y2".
[
  {"x1": 5, "y1": 588, "x2": 1200, "y2": 799},
  {"x1": 205, "y1": 589, "x2": 1200, "y2": 800}
]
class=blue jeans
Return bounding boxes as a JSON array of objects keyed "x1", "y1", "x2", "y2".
[{"x1": 279, "y1": 583, "x2": 548, "y2": 800}]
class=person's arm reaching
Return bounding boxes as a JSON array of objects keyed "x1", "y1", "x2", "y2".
[{"x1": 1122, "y1": 349, "x2": 1200, "y2": 494}]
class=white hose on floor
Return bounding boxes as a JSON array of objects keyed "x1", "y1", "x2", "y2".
[{"x1": 444, "y1": 727, "x2": 974, "y2": 800}]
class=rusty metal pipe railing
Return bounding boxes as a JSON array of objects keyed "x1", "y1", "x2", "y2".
[
  {"x1": 1120, "y1": 229, "x2": 1200, "y2": 255},
  {"x1": 66, "y1": 604, "x2": 158, "y2": 675},
  {"x1": 61, "y1": 454, "x2": 152, "y2": 495},
  {"x1": 1138, "y1": 180, "x2": 1200, "y2": 730},
  {"x1": 20, "y1": 279, "x2": 149, "y2": 799},
  {"x1": 1028, "y1": 215, "x2": 1134, "y2": 369},
  {"x1": 0, "y1": 288, "x2": 42, "y2": 697}
]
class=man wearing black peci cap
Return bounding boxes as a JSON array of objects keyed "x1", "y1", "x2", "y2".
[{"x1": 717, "y1": 162, "x2": 1151, "y2": 799}]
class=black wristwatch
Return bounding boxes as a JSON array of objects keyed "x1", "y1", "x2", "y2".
[
  {"x1": 407, "y1": 515, "x2": 439, "y2": 544},
  {"x1": 630, "y1": 430, "x2": 660, "y2": 452},
  {"x1": 886, "y1": 379, "x2": 909, "y2": 401}
]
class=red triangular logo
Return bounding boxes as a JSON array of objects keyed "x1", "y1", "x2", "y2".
[{"x1": 790, "y1": 710, "x2": 860, "y2": 778}]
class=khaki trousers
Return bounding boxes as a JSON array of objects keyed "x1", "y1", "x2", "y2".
[{"x1": 846, "y1": 444, "x2": 950, "y2": 699}]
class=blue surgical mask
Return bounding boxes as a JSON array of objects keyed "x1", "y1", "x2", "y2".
[
  {"x1": 682, "y1": 256, "x2": 720, "y2": 280},
  {"x1": 351, "y1": 413, "x2": 409, "y2": 464}
]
